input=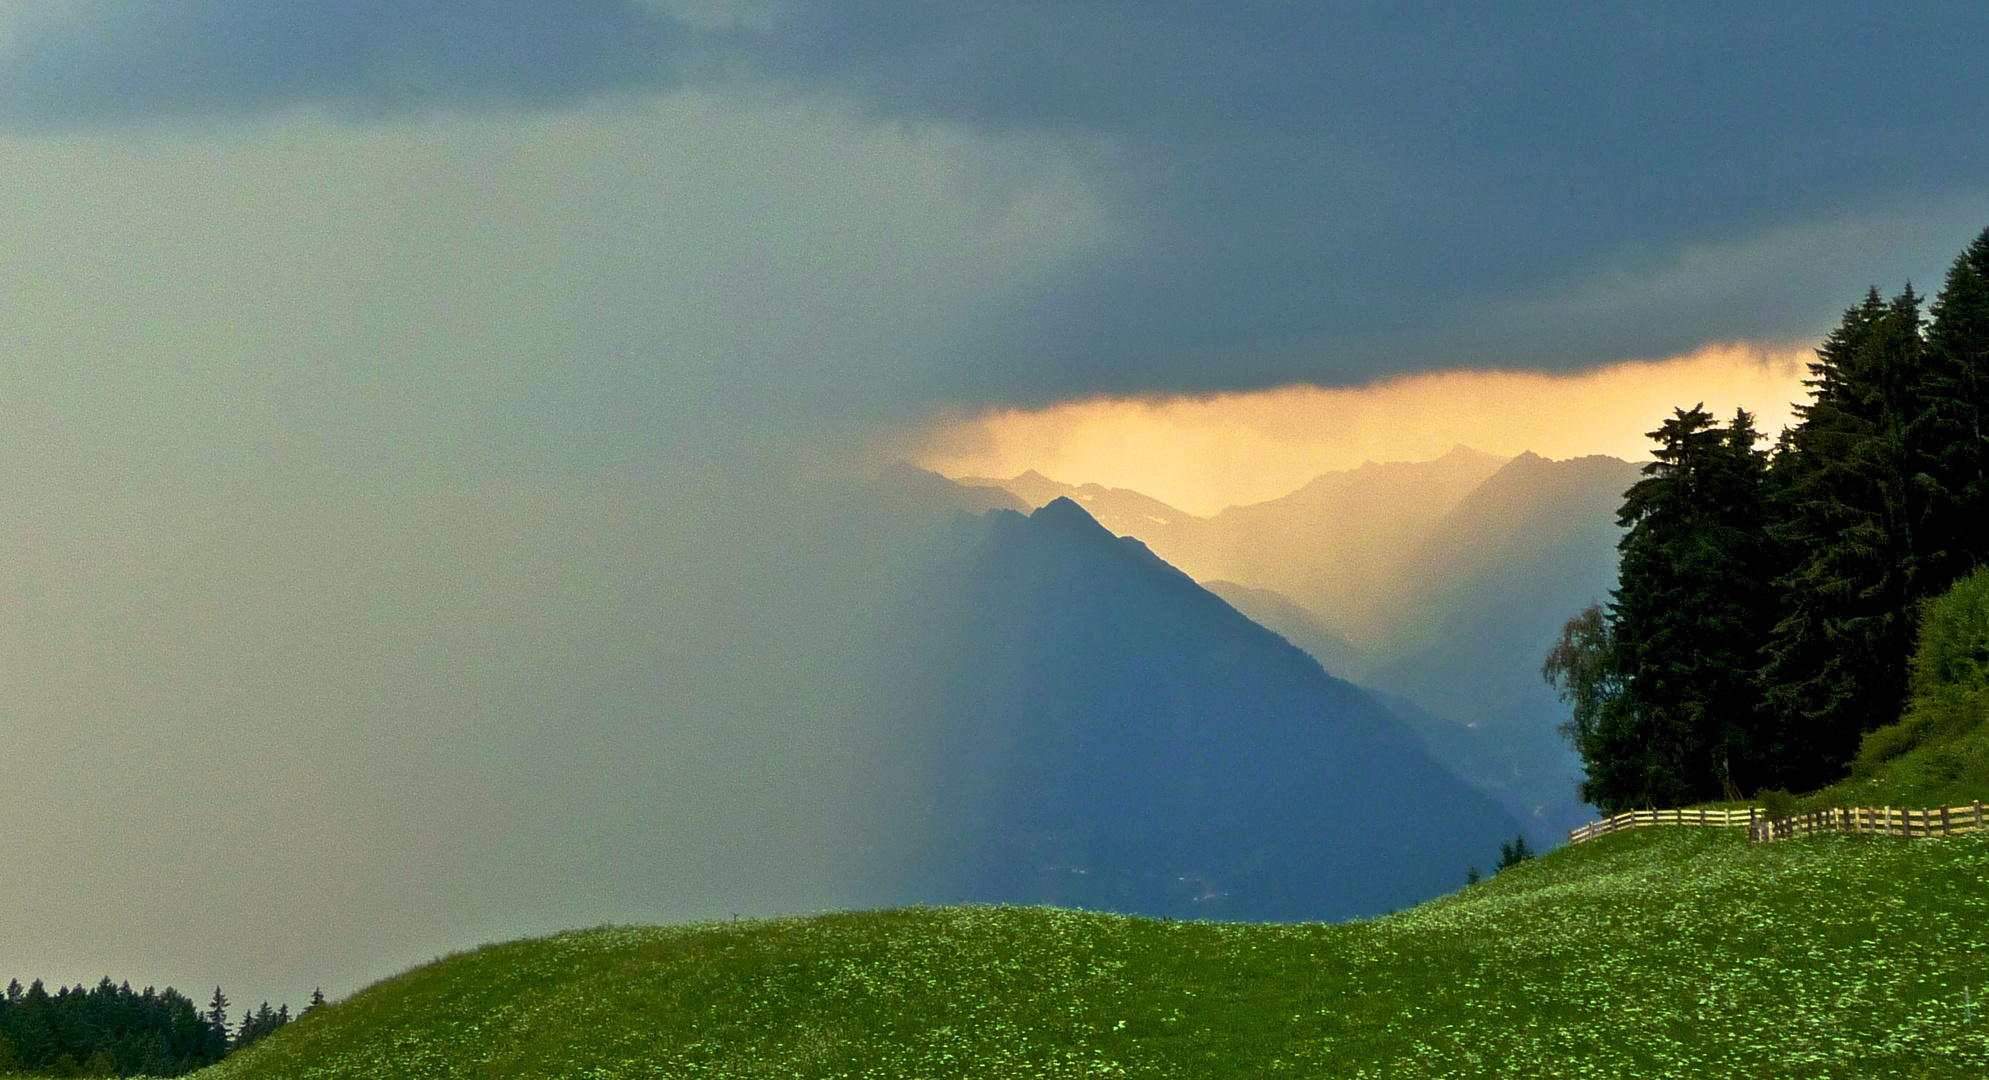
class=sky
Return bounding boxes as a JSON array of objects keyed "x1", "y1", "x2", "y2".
[
  {"x1": 2, "y1": 0, "x2": 1987, "y2": 1011},
  {"x1": 913, "y1": 342, "x2": 1812, "y2": 515}
]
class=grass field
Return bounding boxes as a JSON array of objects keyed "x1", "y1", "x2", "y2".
[{"x1": 199, "y1": 826, "x2": 1988, "y2": 1079}]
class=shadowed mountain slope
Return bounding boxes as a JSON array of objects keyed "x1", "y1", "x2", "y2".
[
  {"x1": 879, "y1": 498, "x2": 1523, "y2": 922},
  {"x1": 1201, "y1": 579, "x2": 1367, "y2": 681}
]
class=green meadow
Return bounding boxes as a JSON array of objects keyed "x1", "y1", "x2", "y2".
[{"x1": 197, "y1": 825, "x2": 1988, "y2": 1079}]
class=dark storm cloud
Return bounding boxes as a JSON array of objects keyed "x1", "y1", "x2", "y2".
[
  {"x1": 740, "y1": 2, "x2": 1989, "y2": 394},
  {"x1": 8, "y1": 1, "x2": 1986, "y2": 397},
  {"x1": 0, "y1": 0, "x2": 684, "y2": 120}
]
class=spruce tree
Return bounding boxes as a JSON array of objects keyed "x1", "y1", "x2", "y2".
[
  {"x1": 1761, "y1": 287, "x2": 1925, "y2": 789},
  {"x1": 205, "y1": 987, "x2": 228, "y2": 1039},
  {"x1": 1578, "y1": 405, "x2": 1778, "y2": 810},
  {"x1": 1919, "y1": 226, "x2": 1989, "y2": 581}
]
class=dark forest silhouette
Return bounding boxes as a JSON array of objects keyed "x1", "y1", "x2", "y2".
[
  {"x1": 1548, "y1": 227, "x2": 1989, "y2": 812},
  {"x1": 0, "y1": 977, "x2": 317, "y2": 1077}
]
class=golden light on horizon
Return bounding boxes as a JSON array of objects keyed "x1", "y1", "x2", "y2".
[{"x1": 913, "y1": 342, "x2": 1813, "y2": 515}]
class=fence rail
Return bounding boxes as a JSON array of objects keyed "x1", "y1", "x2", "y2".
[
  {"x1": 1567, "y1": 807, "x2": 1764, "y2": 845},
  {"x1": 1568, "y1": 803, "x2": 1989, "y2": 844},
  {"x1": 1749, "y1": 802, "x2": 1989, "y2": 841}
]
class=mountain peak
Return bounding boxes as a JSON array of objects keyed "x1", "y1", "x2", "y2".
[
  {"x1": 1033, "y1": 495, "x2": 1110, "y2": 533},
  {"x1": 888, "y1": 502, "x2": 1524, "y2": 920}
]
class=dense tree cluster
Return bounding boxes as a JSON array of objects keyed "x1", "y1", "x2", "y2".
[
  {"x1": 230, "y1": 1000, "x2": 292, "y2": 1054},
  {"x1": 0, "y1": 978, "x2": 313, "y2": 1078},
  {"x1": 1547, "y1": 227, "x2": 1989, "y2": 812},
  {"x1": 0, "y1": 979, "x2": 224, "y2": 1078}
]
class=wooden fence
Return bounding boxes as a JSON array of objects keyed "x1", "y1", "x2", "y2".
[
  {"x1": 1568, "y1": 803, "x2": 1989, "y2": 844},
  {"x1": 1567, "y1": 807, "x2": 1763, "y2": 845},
  {"x1": 1748, "y1": 803, "x2": 1989, "y2": 841}
]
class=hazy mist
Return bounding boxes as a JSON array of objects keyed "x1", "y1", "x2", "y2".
[{"x1": 0, "y1": 99, "x2": 1088, "y2": 1010}]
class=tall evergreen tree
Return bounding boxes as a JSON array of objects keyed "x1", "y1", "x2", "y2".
[
  {"x1": 1918, "y1": 226, "x2": 1989, "y2": 581},
  {"x1": 205, "y1": 987, "x2": 229, "y2": 1038},
  {"x1": 1760, "y1": 287, "x2": 1926, "y2": 789},
  {"x1": 1571, "y1": 405, "x2": 1778, "y2": 810}
]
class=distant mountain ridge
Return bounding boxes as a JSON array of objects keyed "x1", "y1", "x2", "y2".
[
  {"x1": 960, "y1": 445, "x2": 1507, "y2": 649},
  {"x1": 920, "y1": 447, "x2": 1641, "y2": 835},
  {"x1": 878, "y1": 497, "x2": 1525, "y2": 921}
]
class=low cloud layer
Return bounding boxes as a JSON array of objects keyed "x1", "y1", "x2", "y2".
[{"x1": 915, "y1": 343, "x2": 1812, "y2": 515}]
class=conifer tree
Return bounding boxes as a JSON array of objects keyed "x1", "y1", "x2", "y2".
[
  {"x1": 1496, "y1": 834, "x2": 1533, "y2": 869},
  {"x1": 1584, "y1": 405, "x2": 1778, "y2": 809},
  {"x1": 1761, "y1": 287, "x2": 1925, "y2": 789},
  {"x1": 1918, "y1": 226, "x2": 1989, "y2": 581},
  {"x1": 205, "y1": 987, "x2": 229, "y2": 1038}
]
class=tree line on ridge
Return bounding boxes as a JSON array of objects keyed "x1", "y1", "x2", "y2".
[
  {"x1": 1546, "y1": 227, "x2": 1989, "y2": 813},
  {"x1": 0, "y1": 978, "x2": 319, "y2": 1078}
]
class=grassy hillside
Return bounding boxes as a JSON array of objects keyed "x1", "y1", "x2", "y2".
[
  {"x1": 1793, "y1": 717, "x2": 1989, "y2": 814},
  {"x1": 207, "y1": 827, "x2": 1987, "y2": 1079}
]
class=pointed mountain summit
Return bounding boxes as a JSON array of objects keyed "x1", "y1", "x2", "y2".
[
  {"x1": 957, "y1": 447, "x2": 1511, "y2": 648},
  {"x1": 882, "y1": 497, "x2": 1523, "y2": 922}
]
